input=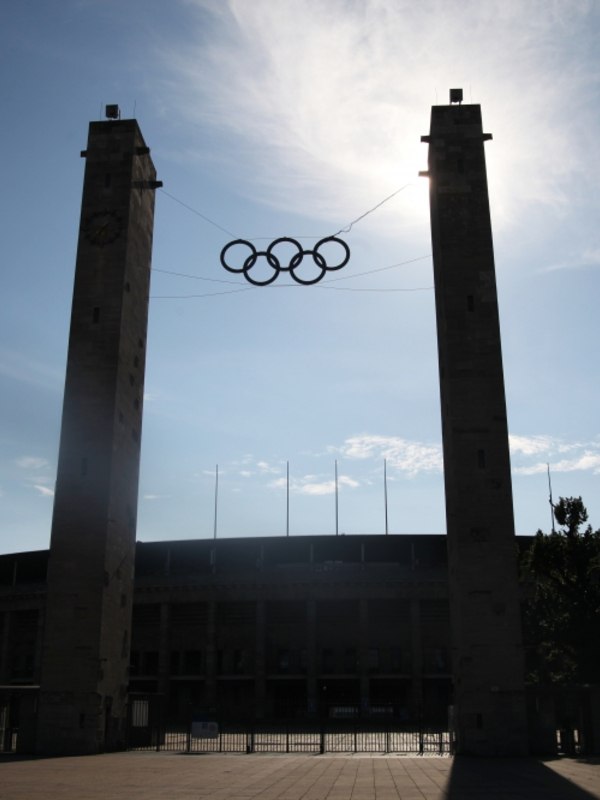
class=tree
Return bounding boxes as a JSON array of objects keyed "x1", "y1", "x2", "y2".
[{"x1": 521, "y1": 497, "x2": 600, "y2": 685}]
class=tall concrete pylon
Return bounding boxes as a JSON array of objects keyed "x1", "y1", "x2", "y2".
[
  {"x1": 36, "y1": 112, "x2": 160, "y2": 755},
  {"x1": 421, "y1": 91, "x2": 528, "y2": 755}
]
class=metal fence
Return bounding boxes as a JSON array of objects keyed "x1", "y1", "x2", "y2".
[{"x1": 127, "y1": 713, "x2": 452, "y2": 755}]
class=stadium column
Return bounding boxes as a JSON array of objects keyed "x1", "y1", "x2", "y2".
[
  {"x1": 409, "y1": 598, "x2": 423, "y2": 721},
  {"x1": 205, "y1": 598, "x2": 217, "y2": 711},
  {"x1": 306, "y1": 599, "x2": 317, "y2": 715},
  {"x1": 0, "y1": 611, "x2": 10, "y2": 682},
  {"x1": 421, "y1": 94, "x2": 528, "y2": 755},
  {"x1": 36, "y1": 116, "x2": 160, "y2": 755},
  {"x1": 158, "y1": 603, "x2": 171, "y2": 699},
  {"x1": 255, "y1": 599, "x2": 266, "y2": 718},
  {"x1": 359, "y1": 598, "x2": 369, "y2": 713}
]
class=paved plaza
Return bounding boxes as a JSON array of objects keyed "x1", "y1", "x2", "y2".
[{"x1": 0, "y1": 753, "x2": 599, "y2": 800}]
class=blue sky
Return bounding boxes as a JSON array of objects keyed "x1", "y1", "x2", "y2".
[{"x1": 1, "y1": 0, "x2": 599, "y2": 553}]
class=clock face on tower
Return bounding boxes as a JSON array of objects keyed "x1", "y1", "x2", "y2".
[{"x1": 83, "y1": 210, "x2": 123, "y2": 246}]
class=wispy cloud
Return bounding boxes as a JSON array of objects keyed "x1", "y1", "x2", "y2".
[
  {"x1": 338, "y1": 432, "x2": 600, "y2": 478},
  {"x1": 16, "y1": 456, "x2": 55, "y2": 494},
  {"x1": 510, "y1": 435, "x2": 600, "y2": 476},
  {"x1": 143, "y1": 493, "x2": 173, "y2": 501},
  {"x1": 332, "y1": 432, "x2": 600, "y2": 479},
  {"x1": 234, "y1": 459, "x2": 282, "y2": 478},
  {"x1": 199, "y1": 432, "x2": 599, "y2": 498},
  {"x1": 271, "y1": 473, "x2": 360, "y2": 496},
  {"x1": 256, "y1": 460, "x2": 281, "y2": 475},
  {"x1": 338, "y1": 434, "x2": 442, "y2": 476},
  {"x1": 515, "y1": 453, "x2": 600, "y2": 476},
  {"x1": 33, "y1": 484, "x2": 54, "y2": 498},
  {"x1": 16, "y1": 456, "x2": 49, "y2": 470},
  {"x1": 164, "y1": 0, "x2": 600, "y2": 232},
  {"x1": 509, "y1": 435, "x2": 555, "y2": 457}
]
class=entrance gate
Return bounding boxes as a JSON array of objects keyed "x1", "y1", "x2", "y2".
[{"x1": 126, "y1": 695, "x2": 452, "y2": 755}]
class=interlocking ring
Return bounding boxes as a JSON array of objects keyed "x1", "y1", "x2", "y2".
[
  {"x1": 220, "y1": 236, "x2": 350, "y2": 285},
  {"x1": 220, "y1": 240, "x2": 280, "y2": 286}
]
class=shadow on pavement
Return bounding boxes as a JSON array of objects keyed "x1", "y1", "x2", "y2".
[
  {"x1": 446, "y1": 756, "x2": 599, "y2": 799},
  {"x1": 0, "y1": 753, "x2": 41, "y2": 763}
]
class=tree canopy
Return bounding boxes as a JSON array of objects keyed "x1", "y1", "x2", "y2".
[{"x1": 521, "y1": 496, "x2": 600, "y2": 685}]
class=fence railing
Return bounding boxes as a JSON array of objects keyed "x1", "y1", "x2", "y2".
[{"x1": 127, "y1": 716, "x2": 452, "y2": 755}]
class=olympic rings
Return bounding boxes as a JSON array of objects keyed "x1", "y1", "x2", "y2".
[{"x1": 220, "y1": 236, "x2": 350, "y2": 286}]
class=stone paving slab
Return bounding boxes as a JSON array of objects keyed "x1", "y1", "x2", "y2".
[{"x1": 0, "y1": 753, "x2": 599, "y2": 800}]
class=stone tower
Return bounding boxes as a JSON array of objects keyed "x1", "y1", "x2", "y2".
[
  {"x1": 36, "y1": 112, "x2": 160, "y2": 755},
  {"x1": 421, "y1": 92, "x2": 528, "y2": 755}
]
